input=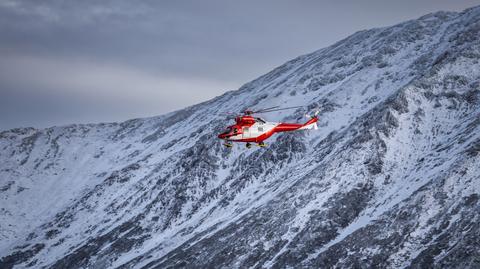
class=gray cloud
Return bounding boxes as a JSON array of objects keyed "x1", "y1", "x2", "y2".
[{"x1": 0, "y1": 0, "x2": 478, "y2": 130}]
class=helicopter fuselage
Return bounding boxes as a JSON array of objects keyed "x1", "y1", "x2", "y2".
[{"x1": 218, "y1": 115, "x2": 317, "y2": 143}]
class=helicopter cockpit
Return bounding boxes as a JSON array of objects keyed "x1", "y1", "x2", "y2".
[{"x1": 218, "y1": 126, "x2": 241, "y2": 139}]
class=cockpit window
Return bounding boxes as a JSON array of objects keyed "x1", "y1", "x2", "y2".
[
  {"x1": 221, "y1": 127, "x2": 232, "y2": 135},
  {"x1": 255, "y1": 117, "x2": 266, "y2": 124},
  {"x1": 221, "y1": 126, "x2": 241, "y2": 135}
]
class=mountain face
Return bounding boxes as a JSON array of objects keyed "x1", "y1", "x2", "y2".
[{"x1": 1, "y1": 6, "x2": 480, "y2": 269}]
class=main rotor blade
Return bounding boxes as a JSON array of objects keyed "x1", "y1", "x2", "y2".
[
  {"x1": 219, "y1": 112, "x2": 239, "y2": 116},
  {"x1": 254, "y1": 106, "x2": 303, "y2": 114},
  {"x1": 252, "y1": 106, "x2": 280, "y2": 113}
]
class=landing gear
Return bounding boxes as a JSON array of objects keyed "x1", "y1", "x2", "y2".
[
  {"x1": 246, "y1": 142, "x2": 267, "y2": 148},
  {"x1": 223, "y1": 141, "x2": 267, "y2": 148}
]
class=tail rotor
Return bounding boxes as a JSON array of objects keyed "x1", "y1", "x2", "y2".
[
  {"x1": 304, "y1": 109, "x2": 319, "y2": 130},
  {"x1": 305, "y1": 109, "x2": 320, "y2": 119}
]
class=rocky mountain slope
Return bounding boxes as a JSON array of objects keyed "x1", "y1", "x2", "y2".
[{"x1": 1, "y1": 6, "x2": 480, "y2": 269}]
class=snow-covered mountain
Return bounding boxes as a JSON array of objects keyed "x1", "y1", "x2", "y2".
[{"x1": 1, "y1": 6, "x2": 480, "y2": 269}]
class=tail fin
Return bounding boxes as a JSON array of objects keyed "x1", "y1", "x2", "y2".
[{"x1": 300, "y1": 110, "x2": 319, "y2": 130}]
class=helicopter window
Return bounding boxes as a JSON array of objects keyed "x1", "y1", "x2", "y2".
[
  {"x1": 243, "y1": 127, "x2": 249, "y2": 132},
  {"x1": 221, "y1": 127, "x2": 232, "y2": 134},
  {"x1": 258, "y1": 127, "x2": 264, "y2": 132},
  {"x1": 255, "y1": 117, "x2": 266, "y2": 124},
  {"x1": 233, "y1": 128, "x2": 238, "y2": 134}
]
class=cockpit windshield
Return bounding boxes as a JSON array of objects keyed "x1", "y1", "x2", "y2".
[
  {"x1": 220, "y1": 127, "x2": 232, "y2": 135},
  {"x1": 220, "y1": 126, "x2": 240, "y2": 135}
]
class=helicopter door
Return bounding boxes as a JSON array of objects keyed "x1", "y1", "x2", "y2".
[{"x1": 242, "y1": 127, "x2": 250, "y2": 138}]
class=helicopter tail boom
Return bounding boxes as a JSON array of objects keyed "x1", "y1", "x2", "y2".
[
  {"x1": 274, "y1": 114, "x2": 318, "y2": 132},
  {"x1": 299, "y1": 116, "x2": 318, "y2": 130}
]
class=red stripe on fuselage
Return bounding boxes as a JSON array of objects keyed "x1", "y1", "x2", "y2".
[{"x1": 274, "y1": 123, "x2": 303, "y2": 132}]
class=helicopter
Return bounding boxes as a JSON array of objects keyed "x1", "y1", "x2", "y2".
[{"x1": 218, "y1": 106, "x2": 319, "y2": 148}]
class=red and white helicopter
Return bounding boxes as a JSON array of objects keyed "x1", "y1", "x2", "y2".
[{"x1": 218, "y1": 106, "x2": 319, "y2": 148}]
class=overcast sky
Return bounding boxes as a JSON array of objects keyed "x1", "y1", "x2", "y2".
[{"x1": 0, "y1": 0, "x2": 478, "y2": 130}]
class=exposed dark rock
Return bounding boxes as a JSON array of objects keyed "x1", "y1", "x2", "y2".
[{"x1": 0, "y1": 244, "x2": 45, "y2": 269}]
